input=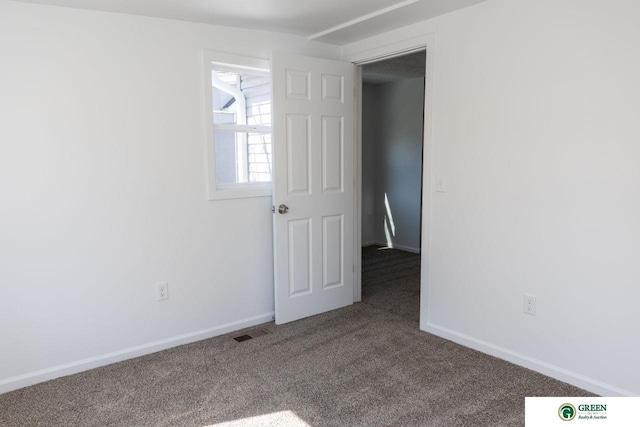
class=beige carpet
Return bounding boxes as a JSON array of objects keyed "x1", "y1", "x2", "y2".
[{"x1": 0, "y1": 247, "x2": 593, "y2": 426}]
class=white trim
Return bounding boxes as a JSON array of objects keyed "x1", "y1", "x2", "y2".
[
  {"x1": 362, "y1": 240, "x2": 420, "y2": 254},
  {"x1": 0, "y1": 312, "x2": 274, "y2": 395},
  {"x1": 419, "y1": 33, "x2": 435, "y2": 332},
  {"x1": 308, "y1": 0, "x2": 420, "y2": 42},
  {"x1": 424, "y1": 322, "x2": 637, "y2": 397},
  {"x1": 207, "y1": 192, "x2": 271, "y2": 200},
  {"x1": 213, "y1": 124, "x2": 271, "y2": 133},
  {"x1": 353, "y1": 65, "x2": 363, "y2": 303},
  {"x1": 344, "y1": 35, "x2": 430, "y2": 64},
  {"x1": 210, "y1": 181, "x2": 272, "y2": 200},
  {"x1": 206, "y1": 51, "x2": 270, "y2": 73}
]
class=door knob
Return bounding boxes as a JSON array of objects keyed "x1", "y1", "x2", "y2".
[{"x1": 278, "y1": 204, "x2": 289, "y2": 214}]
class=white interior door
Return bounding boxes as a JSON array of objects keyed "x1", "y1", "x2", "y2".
[{"x1": 272, "y1": 52, "x2": 354, "y2": 325}]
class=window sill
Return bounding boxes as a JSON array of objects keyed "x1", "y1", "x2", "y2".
[{"x1": 207, "y1": 183, "x2": 272, "y2": 201}]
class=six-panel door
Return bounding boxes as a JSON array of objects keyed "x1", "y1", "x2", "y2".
[{"x1": 272, "y1": 52, "x2": 354, "y2": 324}]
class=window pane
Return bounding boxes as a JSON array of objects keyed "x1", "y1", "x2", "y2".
[
  {"x1": 247, "y1": 132, "x2": 272, "y2": 182},
  {"x1": 212, "y1": 70, "x2": 271, "y2": 127},
  {"x1": 214, "y1": 131, "x2": 272, "y2": 184},
  {"x1": 213, "y1": 130, "x2": 238, "y2": 184}
]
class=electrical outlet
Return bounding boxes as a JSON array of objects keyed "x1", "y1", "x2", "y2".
[
  {"x1": 367, "y1": 214, "x2": 374, "y2": 224},
  {"x1": 524, "y1": 294, "x2": 536, "y2": 315},
  {"x1": 436, "y1": 175, "x2": 446, "y2": 192},
  {"x1": 156, "y1": 282, "x2": 168, "y2": 301}
]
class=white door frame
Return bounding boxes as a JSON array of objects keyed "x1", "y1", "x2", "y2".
[{"x1": 346, "y1": 34, "x2": 435, "y2": 331}]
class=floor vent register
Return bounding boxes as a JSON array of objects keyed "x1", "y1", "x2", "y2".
[{"x1": 233, "y1": 329, "x2": 270, "y2": 342}]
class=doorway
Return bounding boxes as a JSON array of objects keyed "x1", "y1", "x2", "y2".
[{"x1": 358, "y1": 50, "x2": 426, "y2": 324}]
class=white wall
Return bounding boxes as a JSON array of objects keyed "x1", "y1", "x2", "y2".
[
  {"x1": 0, "y1": 0, "x2": 340, "y2": 393},
  {"x1": 362, "y1": 78, "x2": 424, "y2": 252},
  {"x1": 346, "y1": 0, "x2": 640, "y2": 396}
]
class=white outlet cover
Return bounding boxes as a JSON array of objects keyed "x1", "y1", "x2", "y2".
[
  {"x1": 524, "y1": 293, "x2": 536, "y2": 315},
  {"x1": 436, "y1": 175, "x2": 446, "y2": 192},
  {"x1": 156, "y1": 282, "x2": 169, "y2": 301}
]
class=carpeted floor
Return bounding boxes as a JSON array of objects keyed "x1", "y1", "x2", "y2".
[
  {"x1": 361, "y1": 245, "x2": 421, "y2": 323},
  {"x1": 0, "y1": 246, "x2": 593, "y2": 427}
]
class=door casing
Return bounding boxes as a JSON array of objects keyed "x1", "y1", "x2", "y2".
[{"x1": 347, "y1": 34, "x2": 435, "y2": 331}]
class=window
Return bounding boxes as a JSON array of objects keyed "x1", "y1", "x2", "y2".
[{"x1": 204, "y1": 52, "x2": 272, "y2": 200}]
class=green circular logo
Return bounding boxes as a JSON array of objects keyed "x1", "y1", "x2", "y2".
[{"x1": 559, "y1": 403, "x2": 576, "y2": 421}]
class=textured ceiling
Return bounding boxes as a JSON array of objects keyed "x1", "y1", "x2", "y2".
[
  {"x1": 362, "y1": 51, "x2": 426, "y2": 84},
  {"x1": 8, "y1": 0, "x2": 487, "y2": 45}
]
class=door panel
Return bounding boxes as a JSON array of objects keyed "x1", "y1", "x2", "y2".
[
  {"x1": 322, "y1": 116, "x2": 343, "y2": 193},
  {"x1": 272, "y1": 52, "x2": 354, "y2": 324},
  {"x1": 286, "y1": 114, "x2": 311, "y2": 195},
  {"x1": 288, "y1": 219, "x2": 312, "y2": 297},
  {"x1": 321, "y1": 74, "x2": 344, "y2": 102},
  {"x1": 322, "y1": 214, "x2": 343, "y2": 289}
]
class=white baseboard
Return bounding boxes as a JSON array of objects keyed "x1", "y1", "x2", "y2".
[
  {"x1": 361, "y1": 240, "x2": 420, "y2": 254},
  {"x1": 424, "y1": 322, "x2": 637, "y2": 397},
  {"x1": 0, "y1": 312, "x2": 275, "y2": 395}
]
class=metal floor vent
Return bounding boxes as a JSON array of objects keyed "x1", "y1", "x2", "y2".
[{"x1": 233, "y1": 329, "x2": 269, "y2": 342}]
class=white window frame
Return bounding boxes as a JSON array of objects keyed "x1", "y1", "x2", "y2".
[{"x1": 204, "y1": 51, "x2": 272, "y2": 200}]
